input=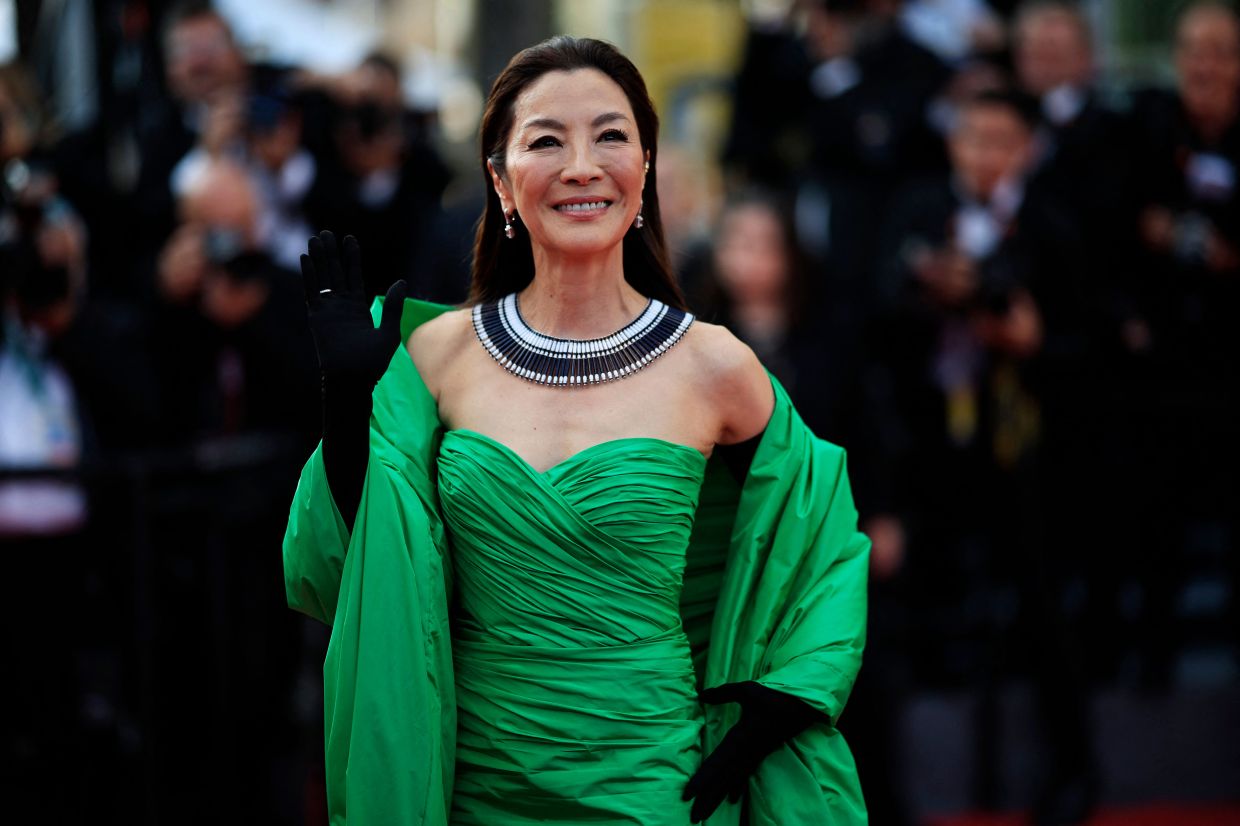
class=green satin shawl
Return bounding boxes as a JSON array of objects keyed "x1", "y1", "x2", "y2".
[{"x1": 282, "y1": 298, "x2": 870, "y2": 824}]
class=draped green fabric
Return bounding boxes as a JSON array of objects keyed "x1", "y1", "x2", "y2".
[
  {"x1": 283, "y1": 298, "x2": 869, "y2": 825},
  {"x1": 441, "y1": 430, "x2": 706, "y2": 823}
]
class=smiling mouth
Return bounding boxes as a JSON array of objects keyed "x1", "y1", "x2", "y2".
[{"x1": 554, "y1": 200, "x2": 612, "y2": 212}]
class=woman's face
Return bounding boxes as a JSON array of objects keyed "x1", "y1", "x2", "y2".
[
  {"x1": 714, "y1": 204, "x2": 788, "y2": 302},
  {"x1": 491, "y1": 68, "x2": 648, "y2": 262}
]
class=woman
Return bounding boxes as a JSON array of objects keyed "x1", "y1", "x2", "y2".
[
  {"x1": 700, "y1": 190, "x2": 812, "y2": 387},
  {"x1": 284, "y1": 36, "x2": 869, "y2": 825}
]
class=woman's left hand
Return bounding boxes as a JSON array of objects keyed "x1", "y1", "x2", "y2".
[{"x1": 683, "y1": 681, "x2": 825, "y2": 822}]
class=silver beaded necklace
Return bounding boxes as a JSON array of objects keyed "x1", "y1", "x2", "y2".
[{"x1": 472, "y1": 292, "x2": 694, "y2": 387}]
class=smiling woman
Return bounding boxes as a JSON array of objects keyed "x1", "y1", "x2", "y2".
[{"x1": 284, "y1": 35, "x2": 870, "y2": 826}]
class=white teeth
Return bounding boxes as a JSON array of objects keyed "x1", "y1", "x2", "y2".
[{"x1": 557, "y1": 201, "x2": 609, "y2": 212}]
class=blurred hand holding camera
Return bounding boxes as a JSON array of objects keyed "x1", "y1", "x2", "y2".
[
  {"x1": 156, "y1": 224, "x2": 207, "y2": 303},
  {"x1": 972, "y1": 286, "x2": 1043, "y2": 358},
  {"x1": 1141, "y1": 207, "x2": 1240, "y2": 274},
  {"x1": 913, "y1": 246, "x2": 980, "y2": 308}
]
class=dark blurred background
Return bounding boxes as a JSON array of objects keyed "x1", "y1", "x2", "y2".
[{"x1": 0, "y1": 0, "x2": 1237, "y2": 823}]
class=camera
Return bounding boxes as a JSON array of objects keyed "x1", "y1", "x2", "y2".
[
  {"x1": 201, "y1": 226, "x2": 272, "y2": 283},
  {"x1": 203, "y1": 226, "x2": 244, "y2": 265},
  {"x1": 973, "y1": 255, "x2": 1018, "y2": 315},
  {"x1": 1172, "y1": 211, "x2": 1212, "y2": 267},
  {"x1": 246, "y1": 90, "x2": 294, "y2": 136},
  {"x1": 0, "y1": 158, "x2": 72, "y2": 310}
]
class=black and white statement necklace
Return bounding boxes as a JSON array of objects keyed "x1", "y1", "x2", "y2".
[{"x1": 472, "y1": 292, "x2": 695, "y2": 387}]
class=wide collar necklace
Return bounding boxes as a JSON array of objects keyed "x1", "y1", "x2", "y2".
[{"x1": 472, "y1": 292, "x2": 694, "y2": 387}]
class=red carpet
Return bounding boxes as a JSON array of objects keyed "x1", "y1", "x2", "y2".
[{"x1": 927, "y1": 802, "x2": 1240, "y2": 826}]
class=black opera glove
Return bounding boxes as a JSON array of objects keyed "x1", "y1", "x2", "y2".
[
  {"x1": 683, "y1": 681, "x2": 827, "y2": 823},
  {"x1": 300, "y1": 231, "x2": 406, "y2": 527},
  {"x1": 299, "y1": 230, "x2": 407, "y2": 391}
]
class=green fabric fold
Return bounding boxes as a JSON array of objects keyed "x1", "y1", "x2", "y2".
[{"x1": 283, "y1": 297, "x2": 869, "y2": 824}]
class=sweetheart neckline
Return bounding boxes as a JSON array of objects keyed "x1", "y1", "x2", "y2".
[{"x1": 443, "y1": 428, "x2": 709, "y2": 476}]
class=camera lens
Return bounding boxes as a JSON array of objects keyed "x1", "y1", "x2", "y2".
[{"x1": 203, "y1": 227, "x2": 244, "y2": 264}]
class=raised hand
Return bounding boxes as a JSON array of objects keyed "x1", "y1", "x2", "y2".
[
  {"x1": 300, "y1": 230, "x2": 407, "y2": 390},
  {"x1": 300, "y1": 230, "x2": 407, "y2": 528},
  {"x1": 683, "y1": 681, "x2": 826, "y2": 823}
]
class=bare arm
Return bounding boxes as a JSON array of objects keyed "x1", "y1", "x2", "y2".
[
  {"x1": 693, "y1": 323, "x2": 775, "y2": 447},
  {"x1": 685, "y1": 323, "x2": 775, "y2": 483}
]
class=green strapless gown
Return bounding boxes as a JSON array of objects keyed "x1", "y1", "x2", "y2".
[
  {"x1": 438, "y1": 430, "x2": 708, "y2": 823},
  {"x1": 283, "y1": 297, "x2": 870, "y2": 825}
]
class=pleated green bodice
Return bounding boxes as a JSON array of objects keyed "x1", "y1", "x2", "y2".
[{"x1": 436, "y1": 429, "x2": 709, "y2": 824}]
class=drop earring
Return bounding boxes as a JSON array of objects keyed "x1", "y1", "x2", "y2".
[
  {"x1": 504, "y1": 211, "x2": 515, "y2": 239},
  {"x1": 634, "y1": 161, "x2": 650, "y2": 228}
]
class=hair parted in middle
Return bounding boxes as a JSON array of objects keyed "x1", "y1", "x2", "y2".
[{"x1": 469, "y1": 35, "x2": 686, "y2": 310}]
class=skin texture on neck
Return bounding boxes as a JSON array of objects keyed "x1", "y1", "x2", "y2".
[{"x1": 518, "y1": 243, "x2": 647, "y2": 338}]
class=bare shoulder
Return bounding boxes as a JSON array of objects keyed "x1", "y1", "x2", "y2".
[
  {"x1": 681, "y1": 320, "x2": 774, "y2": 444},
  {"x1": 682, "y1": 320, "x2": 755, "y2": 376},
  {"x1": 406, "y1": 307, "x2": 474, "y2": 395}
]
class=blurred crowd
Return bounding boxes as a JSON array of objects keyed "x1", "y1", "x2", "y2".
[
  {"x1": 0, "y1": 0, "x2": 1236, "y2": 823},
  {"x1": 698, "y1": 1, "x2": 1239, "y2": 823},
  {"x1": 2, "y1": 0, "x2": 470, "y2": 820}
]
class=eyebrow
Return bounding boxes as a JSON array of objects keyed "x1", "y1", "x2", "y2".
[{"x1": 519, "y1": 112, "x2": 632, "y2": 131}]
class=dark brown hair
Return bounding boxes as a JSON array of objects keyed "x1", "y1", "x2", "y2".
[{"x1": 468, "y1": 36, "x2": 685, "y2": 309}]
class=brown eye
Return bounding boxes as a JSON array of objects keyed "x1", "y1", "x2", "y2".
[
  {"x1": 529, "y1": 135, "x2": 561, "y2": 149},
  {"x1": 600, "y1": 129, "x2": 629, "y2": 142}
]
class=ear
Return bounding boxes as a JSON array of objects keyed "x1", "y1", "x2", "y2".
[
  {"x1": 487, "y1": 158, "x2": 513, "y2": 215},
  {"x1": 643, "y1": 150, "x2": 651, "y2": 188}
]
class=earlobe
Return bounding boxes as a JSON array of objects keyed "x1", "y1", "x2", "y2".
[{"x1": 487, "y1": 159, "x2": 511, "y2": 213}]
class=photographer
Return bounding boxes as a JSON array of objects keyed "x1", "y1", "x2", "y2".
[
  {"x1": 244, "y1": 83, "x2": 316, "y2": 271},
  {"x1": 874, "y1": 85, "x2": 1097, "y2": 821},
  {"x1": 299, "y1": 53, "x2": 453, "y2": 300},
  {"x1": 878, "y1": 88, "x2": 1051, "y2": 412},
  {"x1": 145, "y1": 157, "x2": 317, "y2": 811},
  {"x1": 0, "y1": 60, "x2": 92, "y2": 818},
  {"x1": 134, "y1": 1, "x2": 249, "y2": 255},
  {"x1": 875, "y1": 86, "x2": 1048, "y2": 676},
  {"x1": 152, "y1": 157, "x2": 317, "y2": 444},
  {"x1": 0, "y1": 62, "x2": 89, "y2": 536},
  {"x1": 169, "y1": 75, "x2": 319, "y2": 274},
  {"x1": 1124, "y1": 1, "x2": 1240, "y2": 688}
]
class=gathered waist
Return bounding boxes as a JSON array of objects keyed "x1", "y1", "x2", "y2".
[
  {"x1": 452, "y1": 625, "x2": 699, "y2": 733},
  {"x1": 453, "y1": 623, "x2": 691, "y2": 661}
]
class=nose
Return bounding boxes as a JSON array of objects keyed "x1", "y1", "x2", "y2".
[{"x1": 560, "y1": 139, "x2": 603, "y2": 185}]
